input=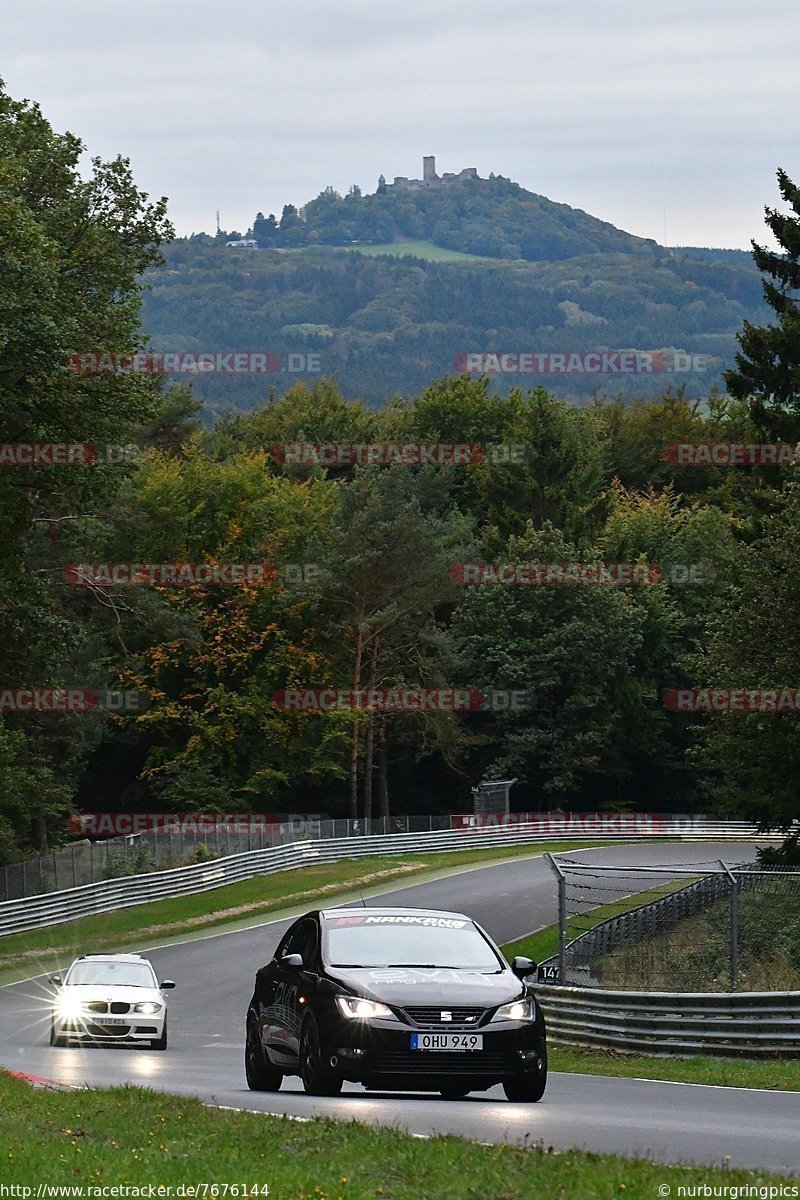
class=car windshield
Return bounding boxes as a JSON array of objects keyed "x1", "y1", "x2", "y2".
[
  {"x1": 325, "y1": 914, "x2": 502, "y2": 970},
  {"x1": 66, "y1": 961, "x2": 155, "y2": 988}
]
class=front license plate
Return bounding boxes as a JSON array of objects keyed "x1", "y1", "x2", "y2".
[
  {"x1": 410, "y1": 1033, "x2": 482, "y2": 1051},
  {"x1": 93, "y1": 1018, "x2": 127, "y2": 1026}
]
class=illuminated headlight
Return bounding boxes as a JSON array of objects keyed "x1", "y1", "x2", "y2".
[
  {"x1": 54, "y1": 994, "x2": 84, "y2": 1021},
  {"x1": 491, "y1": 997, "x2": 537, "y2": 1022},
  {"x1": 335, "y1": 996, "x2": 393, "y2": 1020},
  {"x1": 133, "y1": 1002, "x2": 162, "y2": 1015}
]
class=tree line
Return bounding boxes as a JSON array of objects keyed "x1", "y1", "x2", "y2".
[{"x1": 1, "y1": 80, "x2": 799, "y2": 861}]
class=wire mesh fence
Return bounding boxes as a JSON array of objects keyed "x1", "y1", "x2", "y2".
[
  {"x1": 544, "y1": 855, "x2": 800, "y2": 992},
  {"x1": 0, "y1": 814, "x2": 461, "y2": 902}
]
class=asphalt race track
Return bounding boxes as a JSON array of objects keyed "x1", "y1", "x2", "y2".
[{"x1": 2, "y1": 841, "x2": 798, "y2": 1174}]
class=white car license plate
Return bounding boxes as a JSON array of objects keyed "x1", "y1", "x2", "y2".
[
  {"x1": 410, "y1": 1033, "x2": 482, "y2": 1051},
  {"x1": 93, "y1": 1017, "x2": 127, "y2": 1026}
]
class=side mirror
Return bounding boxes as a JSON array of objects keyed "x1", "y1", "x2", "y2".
[
  {"x1": 281, "y1": 953, "x2": 304, "y2": 969},
  {"x1": 160, "y1": 980, "x2": 176, "y2": 989},
  {"x1": 49, "y1": 974, "x2": 62, "y2": 986},
  {"x1": 511, "y1": 955, "x2": 535, "y2": 978}
]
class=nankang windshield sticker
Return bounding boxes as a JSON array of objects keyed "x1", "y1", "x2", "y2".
[{"x1": 329, "y1": 915, "x2": 468, "y2": 928}]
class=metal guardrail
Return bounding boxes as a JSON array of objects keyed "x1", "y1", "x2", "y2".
[
  {"x1": 2, "y1": 811, "x2": 783, "y2": 903},
  {"x1": 535, "y1": 983, "x2": 800, "y2": 1056},
  {"x1": 0, "y1": 817, "x2": 780, "y2": 939}
]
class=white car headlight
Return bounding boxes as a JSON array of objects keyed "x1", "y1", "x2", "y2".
[
  {"x1": 335, "y1": 995, "x2": 393, "y2": 1020},
  {"x1": 491, "y1": 997, "x2": 537, "y2": 1023},
  {"x1": 54, "y1": 994, "x2": 84, "y2": 1021},
  {"x1": 133, "y1": 1002, "x2": 162, "y2": 1015}
]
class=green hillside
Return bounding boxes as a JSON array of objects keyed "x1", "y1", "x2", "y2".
[{"x1": 140, "y1": 174, "x2": 766, "y2": 412}]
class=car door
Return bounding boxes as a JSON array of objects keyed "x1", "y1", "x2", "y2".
[{"x1": 262, "y1": 917, "x2": 320, "y2": 1067}]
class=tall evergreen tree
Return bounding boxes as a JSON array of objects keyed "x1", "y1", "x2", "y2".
[{"x1": 725, "y1": 169, "x2": 800, "y2": 436}]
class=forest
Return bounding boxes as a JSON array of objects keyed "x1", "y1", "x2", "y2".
[{"x1": 2, "y1": 81, "x2": 800, "y2": 861}]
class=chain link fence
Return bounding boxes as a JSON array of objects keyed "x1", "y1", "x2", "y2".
[
  {"x1": 0, "y1": 812, "x2": 786, "y2": 905},
  {"x1": 544, "y1": 855, "x2": 800, "y2": 991},
  {"x1": 0, "y1": 814, "x2": 465, "y2": 902}
]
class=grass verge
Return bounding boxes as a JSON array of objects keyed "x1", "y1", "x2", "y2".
[
  {"x1": 0, "y1": 841, "x2": 612, "y2": 984},
  {"x1": 547, "y1": 1044, "x2": 800, "y2": 1091},
  {"x1": 1, "y1": 1072, "x2": 796, "y2": 1194},
  {"x1": 502, "y1": 877, "x2": 693, "y2": 968}
]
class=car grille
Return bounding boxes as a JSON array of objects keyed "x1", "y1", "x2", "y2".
[
  {"x1": 401, "y1": 1006, "x2": 487, "y2": 1028},
  {"x1": 83, "y1": 1001, "x2": 131, "y2": 1014},
  {"x1": 374, "y1": 1050, "x2": 510, "y2": 1074}
]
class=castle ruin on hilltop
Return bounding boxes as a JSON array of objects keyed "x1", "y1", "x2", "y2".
[{"x1": 377, "y1": 156, "x2": 479, "y2": 194}]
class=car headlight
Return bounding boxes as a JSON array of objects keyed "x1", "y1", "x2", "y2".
[
  {"x1": 491, "y1": 996, "x2": 537, "y2": 1022},
  {"x1": 54, "y1": 994, "x2": 84, "y2": 1021},
  {"x1": 335, "y1": 995, "x2": 393, "y2": 1020},
  {"x1": 133, "y1": 1002, "x2": 162, "y2": 1015}
]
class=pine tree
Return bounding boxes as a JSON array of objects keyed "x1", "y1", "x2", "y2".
[{"x1": 725, "y1": 169, "x2": 800, "y2": 435}]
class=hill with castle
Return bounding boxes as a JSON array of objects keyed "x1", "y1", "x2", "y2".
[
  {"x1": 244, "y1": 156, "x2": 666, "y2": 261},
  {"x1": 141, "y1": 159, "x2": 764, "y2": 410}
]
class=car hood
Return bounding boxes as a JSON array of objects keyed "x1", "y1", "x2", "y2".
[{"x1": 326, "y1": 966, "x2": 524, "y2": 1008}]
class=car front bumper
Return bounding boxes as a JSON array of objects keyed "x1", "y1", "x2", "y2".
[
  {"x1": 326, "y1": 1019, "x2": 546, "y2": 1090},
  {"x1": 52, "y1": 1014, "x2": 165, "y2": 1043}
]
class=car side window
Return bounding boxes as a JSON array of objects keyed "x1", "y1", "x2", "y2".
[
  {"x1": 297, "y1": 919, "x2": 318, "y2": 968},
  {"x1": 275, "y1": 928, "x2": 297, "y2": 959},
  {"x1": 279, "y1": 918, "x2": 318, "y2": 967}
]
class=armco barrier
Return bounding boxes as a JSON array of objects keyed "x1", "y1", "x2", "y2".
[
  {"x1": 3, "y1": 812, "x2": 786, "y2": 903},
  {"x1": 0, "y1": 817, "x2": 780, "y2": 939},
  {"x1": 535, "y1": 983, "x2": 800, "y2": 1056}
]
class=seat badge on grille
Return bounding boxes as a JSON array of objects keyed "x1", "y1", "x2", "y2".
[{"x1": 440, "y1": 1010, "x2": 452, "y2": 1022}]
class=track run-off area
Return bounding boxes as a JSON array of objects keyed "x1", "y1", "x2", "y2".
[{"x1": 1, "y1": 841, "x2": 798, "y2": 1174}]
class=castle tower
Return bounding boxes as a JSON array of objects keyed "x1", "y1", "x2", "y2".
[{"x1": 423, "y1": 156, "x2": 437, "y2": 186}]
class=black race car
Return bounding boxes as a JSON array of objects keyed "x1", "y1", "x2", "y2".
[{"x1": 245, "y1": 906, "x2": 547, "y2": 1102}]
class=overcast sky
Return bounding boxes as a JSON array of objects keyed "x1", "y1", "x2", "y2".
[{"x1": 3, "y1": 0, "x2": 798, "y2": 249}]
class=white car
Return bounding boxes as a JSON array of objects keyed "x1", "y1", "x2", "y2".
[{"x1": 49, "y1": 953, "x2": 175, "y2": 1050}]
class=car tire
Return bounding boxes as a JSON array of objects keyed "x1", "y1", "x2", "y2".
[
  {"x1": 503, "y1": 1053, "x2": 547, "y2": 1103},
  {"x1": 299, "y1": 1014, "x2": 342, "y2": 1097},
  {"x1": 50, "y1": 1021, "x2": 68, "y2": 1048},
  {"x1": 151, "y1": 1017, "x2": 168, "y2": 1051},
  {"x1": 245, "y1": 1013, "x2": 283, "y2": 1091},
  {"x1": 439, "y1": 1085, "x2": 471, "y2": 1100}
]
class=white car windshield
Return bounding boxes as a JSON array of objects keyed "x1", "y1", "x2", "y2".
[
  {"x1": 325, "y1": 914, "x2": 502, "y2": 970},
  {"x1": 66, "y1": 962, "x2": 155, "y2": 988}
]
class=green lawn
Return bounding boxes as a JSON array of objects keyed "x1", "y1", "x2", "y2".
[
  {"x1": 549, "y1": 1044, "x2": 800, "y2": 1090},
  {"x1": 344, "y1": 239, "x2": 496, "y2": 263},
  {"x1": 2, "y1": 1072, "x2": 796, "y2": 1194}
]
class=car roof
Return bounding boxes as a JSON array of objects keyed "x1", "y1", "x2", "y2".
[
  {"x1": 71, "y1": 953, "x2": 152, "y2": 964},
  {"x1": 320, "y1": 906, "x2": 472, "y2": 921}
]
